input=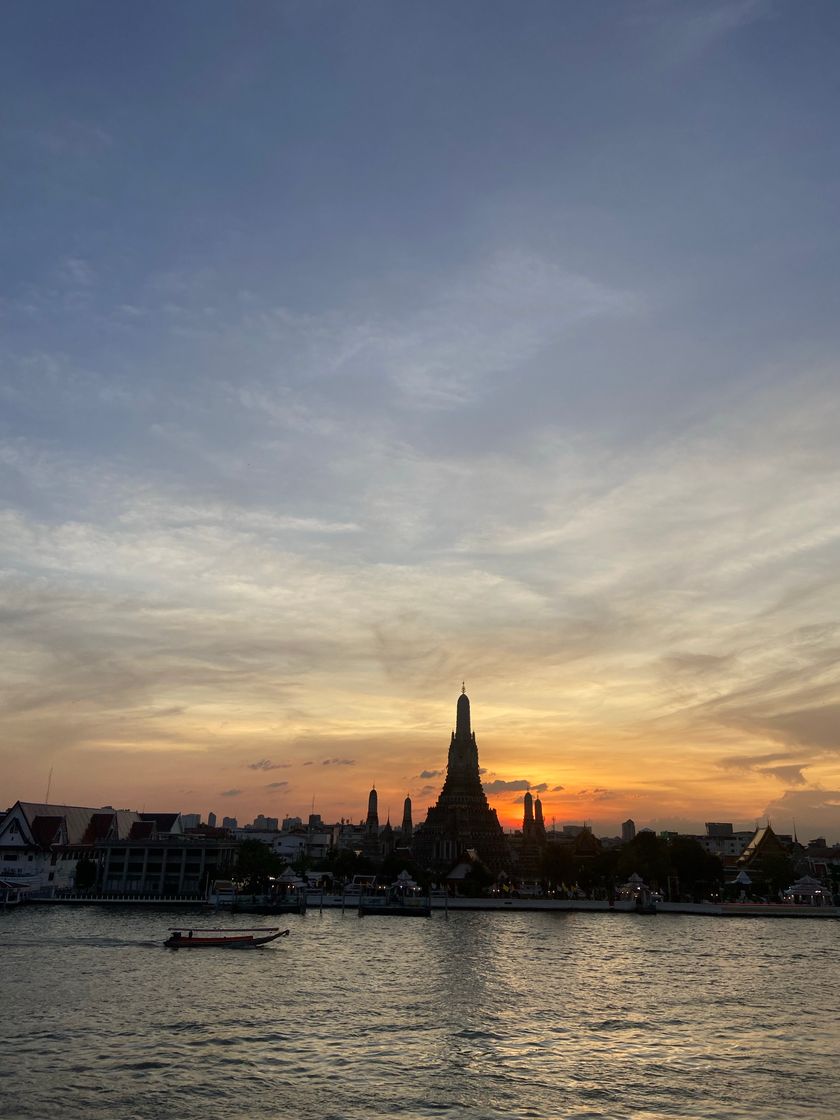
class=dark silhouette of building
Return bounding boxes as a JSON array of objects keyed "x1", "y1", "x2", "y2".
[
  {"x1": 362, "y1": 785, "x2": 380, "y2": 861},
  {"x1": 517, "y1": 791, "x2": 541, "y2": 879},
  {"x1": 401, "y1": 795, "x2": 413, "y2": 842},
  {"x1": 534, "y1": 795, "x2": 547, "y2": 843},
  {"x1": 517, "y1": 791, "x2": 548, "y2": 879},
  {"x1": 413, "y1": 687, "x2": 509, "y2": 873}
]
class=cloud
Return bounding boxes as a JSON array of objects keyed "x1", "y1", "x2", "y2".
[
  {"x1": 248, "y1": 758, "x2": 290, "y2": 771},
  {"x1": 720, "y1": 752, "x2": 794, "y2": 772},
  {"x1": 265, "y1": 781, "x2": 289, "y2": 790},
  {"x1": 321, "y1": 758, "x2": 355, "y2": 766},
  {"x1": 219, "y1": 788, "x2": 242, "y2": 798},
  {"x1": 576, "y1": 788, "x2": 618, "y2": 802},
  {"x1": 419, "y1": 769, "x2": 442, "y2": 779},
  {"x1": 634, "y1": 0, "x2": 771, "y2": 64},
  {"x1": 483, "y1": 779, "x2": 531, "y2": 793},
  {"x1": 762, "y1": 789, "x2": 840, "y2": 841},
  {"x1": 551, "y1": 786, "x2": 565, "y2": 792},
  {"x1": 757, "y1": 765, "x2": 806, "y2": 786}
]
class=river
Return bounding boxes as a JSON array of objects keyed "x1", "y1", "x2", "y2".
[{"x1": 1, "y1": 905, "x2": 837, "y2": 1119}]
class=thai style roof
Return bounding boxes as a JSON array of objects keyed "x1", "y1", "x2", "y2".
[
  {"x1": 11, "y1": 802, "x2": 143, "y2": 847},
  {"x1": 128, "y1": 821, "x2": 156, "y2": 840},
  {"x1": 30, "y1": 816, "x2": 64, "y2": 847},
  {"x1": 139, "y1": 812, "x2": 181, "y2": 833},
  {"x1": 737, "y1": 824, "x2": 787, "y2": 866},
  {"x1": 81, "y1": 812, "x2": 119, "y2": 844}
]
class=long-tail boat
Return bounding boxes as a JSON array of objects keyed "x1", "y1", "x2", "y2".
[{"x1": 164, "y1": 927, "x2": 289, "y2": 949}]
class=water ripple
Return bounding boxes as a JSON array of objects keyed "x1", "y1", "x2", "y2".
[{"x1": 1, "y1": 906, "x2": 838, "y2": 1119}]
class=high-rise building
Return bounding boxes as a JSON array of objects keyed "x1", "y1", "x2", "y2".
[
  {"x1": 622, "y1": 818, "x2": 636, "y2": 843},
  {"x1": 252, "y1": 814, "x2": 279, "y2": 831},
  {"x1": 413, "y1": 687, "x2": 509, "y2": 872},
  {"x1": 221, "y1": 816, "x2": 238, "y2": 830},
  {"x1": 207, "y1": 812, "x2": 217, "y2": 828}
]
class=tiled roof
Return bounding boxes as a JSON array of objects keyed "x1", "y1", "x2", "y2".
[{"x1": 15, "y1": 802, "x2": 143, "y2": 846}]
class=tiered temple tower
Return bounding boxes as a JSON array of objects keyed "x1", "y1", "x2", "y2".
[
  {"x1": 401, "y1": 795, "x2": 413, "y2": 842},
  {"x1": 534, "y1": 795, "x2": 547, "y2": 842},
  {"x1": 413, "y1": 687, "x2": 509, "y2": 873},
  {"x1": 362, "y1": 785, "x2": 380, "y2": 860},
  {"x1": 518, "y1": 790, "x2": 547, "y2": 878}
]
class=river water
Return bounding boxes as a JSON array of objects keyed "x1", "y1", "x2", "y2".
[{"x1": 1, "y1": 905, "x2": 837, "y2": 1119}]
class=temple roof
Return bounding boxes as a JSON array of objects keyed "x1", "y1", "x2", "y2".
[{"x1": 737, "y1": 824, "x2": 787, "y2": 866}]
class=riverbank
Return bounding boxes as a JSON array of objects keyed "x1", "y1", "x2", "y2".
[{"x1": 13, "y1": 891, "x2": 839, "y2": 918}]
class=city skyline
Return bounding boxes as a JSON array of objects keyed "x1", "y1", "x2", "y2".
[{"x1": 2, "y1": 3, "x2": 840, "y2": 842}]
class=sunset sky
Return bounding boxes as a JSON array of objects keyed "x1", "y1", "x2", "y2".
[{"x1": 2, "y1": 2, "x2": 839, "y2": 841}]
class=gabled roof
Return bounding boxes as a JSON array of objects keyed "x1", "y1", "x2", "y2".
[
  {"x1": 30, "y1": 816, "x2": 64, "y2": 847},
  {"x1": 139, "y1": 813, "x2": 180, "y2": 834},
  {"x1": 572, "y1": 826, "x2": 603, "y2": 857},
  {"x1": 81, "y1": 812, "x2": 118, "y2": 845},
  {"x1": 128, "y1": 821, "x2": 156, "y2": 840},
  {"x1": 10, "y1": 802, "x2": 142, "y2": 846},
  {"x1": 737, "y1": 824, "x2": 787, "y2": 866}
]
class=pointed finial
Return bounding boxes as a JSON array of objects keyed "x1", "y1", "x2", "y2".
[{"x1": 461, "y1": 681, "x2": 466, "y2": 695}]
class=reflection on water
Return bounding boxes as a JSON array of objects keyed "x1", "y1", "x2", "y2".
[{"x1": 1, "y1": 906, "x2": 838, "y2": 1119}]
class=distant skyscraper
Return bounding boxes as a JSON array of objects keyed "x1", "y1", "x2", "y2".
[
  {"x1": 401, "y1": 795, "x2": 413, "y2": 841},
  {"x1": 622, "y1": 819, "x2": 636, "y2": 843},
  {"x1": 222, "y1": 816, "x2": 238, "y2": 830},
  {"x1": 706, "y1": 822, "x2": 733, "y2": 837},
  {"x1": 413, "y1": 687, "x2": 509, "y2": 872},
  {"x1": 207, "y1": 812, "x2": 217, "y2": 828}
]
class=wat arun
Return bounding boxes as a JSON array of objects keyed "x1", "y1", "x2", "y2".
[{"x1": 413, "y1": 688, "x2": 510, "y2": 873}]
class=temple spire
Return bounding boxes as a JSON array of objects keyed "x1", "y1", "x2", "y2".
[
  {"x1": 456, "y1": 687, "x2": 472, "y2": 740},
  {"x1": 401, "y1": 794, "x2": 413, "y2": 841}
]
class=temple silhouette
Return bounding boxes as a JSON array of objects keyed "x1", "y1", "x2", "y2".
[{"x1": 413, "y1": 687, "x2": 509, "y2": 872}]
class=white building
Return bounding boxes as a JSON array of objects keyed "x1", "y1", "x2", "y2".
[{"x1": 0, "y1": 801, "x2": 142, "y2": 895}]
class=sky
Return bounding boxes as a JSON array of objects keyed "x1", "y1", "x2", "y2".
[{"x1": 2, "y1": 0, "x2": 839, "y2": 842}]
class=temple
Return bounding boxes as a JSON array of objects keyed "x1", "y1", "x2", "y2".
[
  {"x1": 413, "y1": 687, "x2": 509, "y2": 872},
  {"x1": 362, "y1": 785, "x2": 380, "y2": 860}
]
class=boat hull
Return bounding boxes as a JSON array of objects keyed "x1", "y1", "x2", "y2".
[{"x1": 164, "y1": 930, "x2": 288, "y2": 949}]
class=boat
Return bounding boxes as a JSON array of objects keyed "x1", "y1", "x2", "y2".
[{"x1": 164, "y1": 927, "x2": 289, "y2": 949}]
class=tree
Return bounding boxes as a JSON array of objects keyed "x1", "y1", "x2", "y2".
[
  {"x1": 617, "y1": 832, "x2": 670, "y2": 889},
  {"x1": 751, "y1": 852, "x2": 795, "y2": 898},
  {"x1": 667, "y1": 838, "x2": 724, "y2": 901},
  {"x1": 234, "y1": 840, "x2": 283, "y2": 893},
  {"x1": 74, "y1": 856, "x2": 98, "y2": 892},
  {"x1": 540, "y1": 842, "x2": 575, "y2": 890}
]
